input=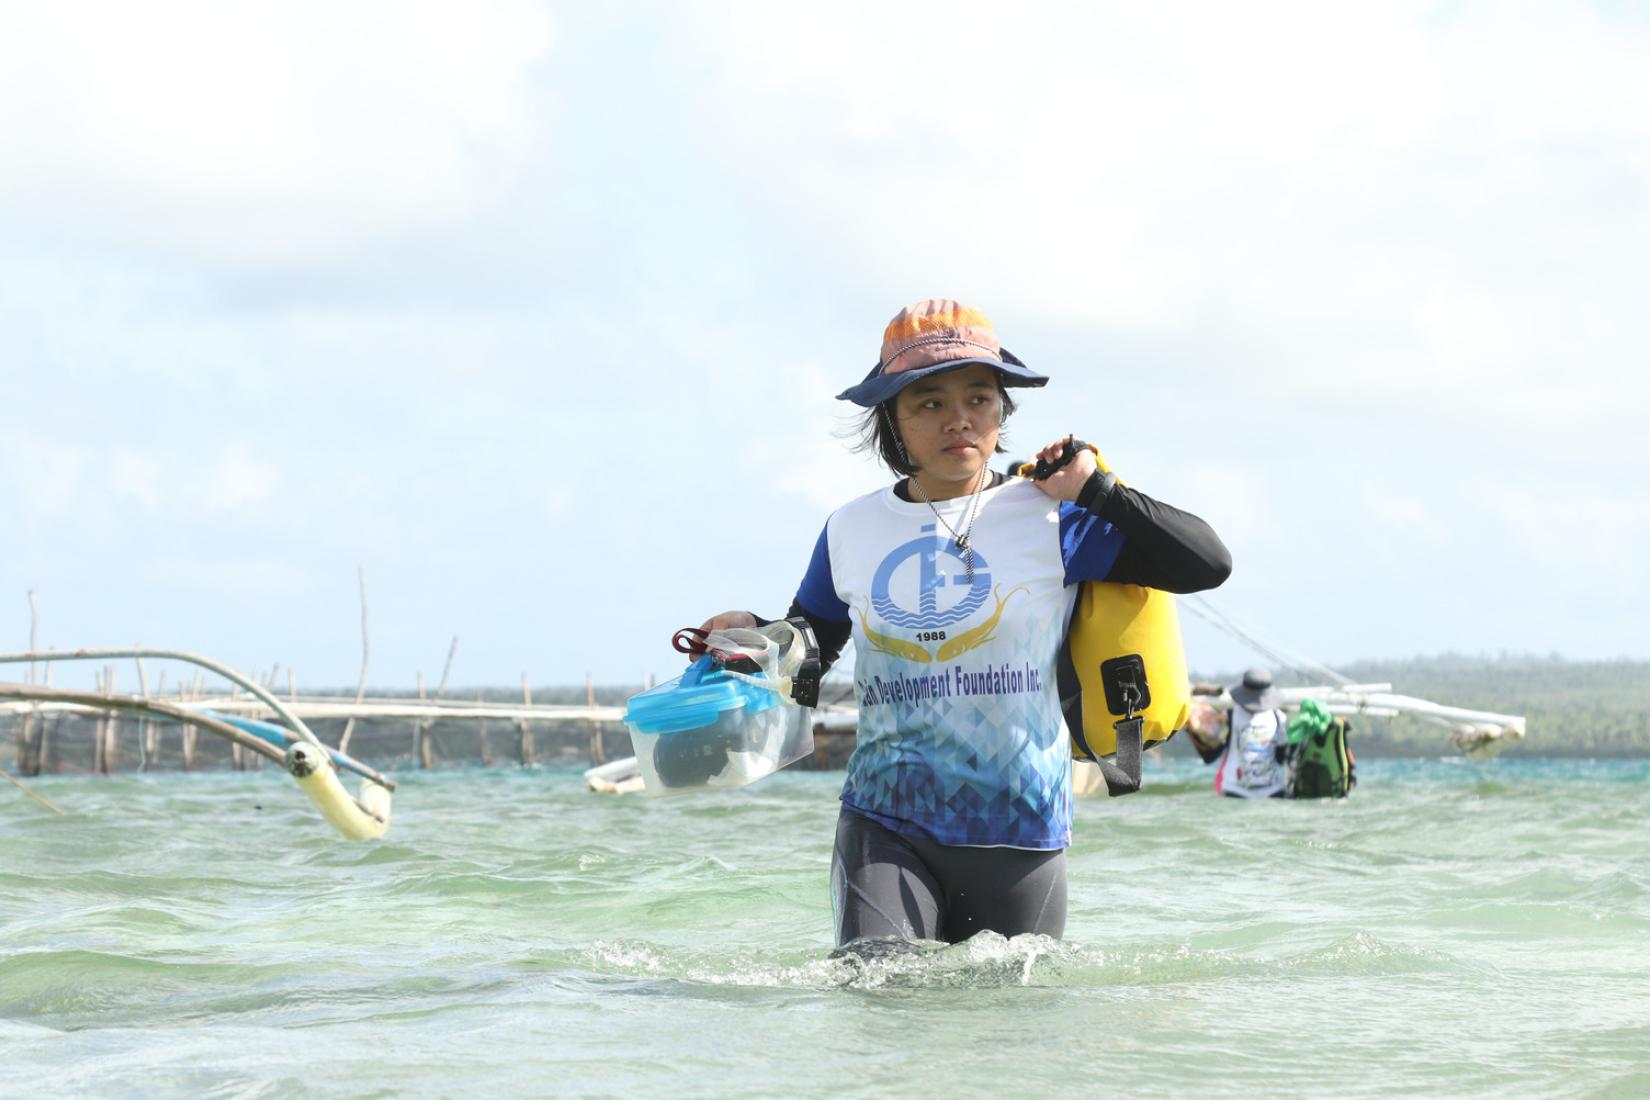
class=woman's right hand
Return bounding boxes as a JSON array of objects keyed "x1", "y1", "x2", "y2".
[{"x1": 698, "y1": 610, "x2": 758, "y2": 633}]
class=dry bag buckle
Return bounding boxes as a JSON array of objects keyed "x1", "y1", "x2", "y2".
[
  {"x1": 1100, "y1": 654, "x2": 1150, "y2": 718},
  {"x1": 1098, "y1": 654, "x2": 1149, "y2": 797}
]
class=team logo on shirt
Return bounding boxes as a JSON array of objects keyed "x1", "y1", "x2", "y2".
[
  {"x1": 858, "y1": 524, "x2": 1025, "y2": 663},
  {"x1": 870, "y1": 524, "x2": 990, "y2": 629}
]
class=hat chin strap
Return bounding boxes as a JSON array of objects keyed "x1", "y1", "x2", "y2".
[
  {"x1": 880, "y1": 399, "x2": 1006, "y2": 471},
  {"x1": 880, "y1": 405, "x2": 915, "y2": 472}
]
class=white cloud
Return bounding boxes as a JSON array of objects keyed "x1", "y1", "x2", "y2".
[
  {"x1": 1471, "y1": 477, "x2": 1650, "y2": 586},
  {"x1": 0, "y1": 0, "x2": 554, "y2": 262},
  {"x1": 1361, "y1": 486, "x2": 1449, "y2": 544},
  {"x1": 1176, "y1": 460, "x2": 1276, "y2": 552},
  {"x1": 752, "y1": 362, "x2": 889, "y2": 514},
  {"x1": 6, "y1": 436, "x2": 281, "y2": 525},
  {"x1": 203, "y1": 445, "x2": 281, "y2": 514},
  {"x1": 544, "y1": 486, "x2": 575, "y2": 518},
  {"x1": 0, "y1": 431, "x2": 87, "y2": 523},
  {"x1": 109, "y1": 449, "x2": 164, "y2": 511},
  {"x1": 672, "y1": 1, "x2": 1650, "y2": 428},
  {"x1": 150, "y1": 555, "x2": 313, "y2": 596}
]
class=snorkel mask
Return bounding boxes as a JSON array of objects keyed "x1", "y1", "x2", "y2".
[{"x1": 671, "y1": 618, "x2": 822, "y2": 707}]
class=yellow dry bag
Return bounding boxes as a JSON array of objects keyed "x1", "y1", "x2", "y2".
[
  {"x1": 1012, "y1": 442, "x2": 1191, "y2": 774},
  {"x1": 1058, "y1": 577, "x2": 1190, "y2": 761}
]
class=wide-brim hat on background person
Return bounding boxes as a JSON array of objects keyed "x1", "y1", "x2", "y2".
[
  {"x1": 836, "y1": 298, "x2": 1050, "y2": 407},
  {"x1": 1230, "y1": 667, "x2": 1281, "y2": 711}
]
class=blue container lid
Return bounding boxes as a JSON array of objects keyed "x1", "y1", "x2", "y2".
[{"x1": 624, "y1": 657, "x2": 782, "y2": 735}]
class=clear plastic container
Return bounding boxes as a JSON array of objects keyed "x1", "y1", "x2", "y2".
[{"x1": 623, "y1": 657, "x2": 814, "y2": 795}]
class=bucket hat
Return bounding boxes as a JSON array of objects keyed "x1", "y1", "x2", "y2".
[
  {"x1": 836, "y1": 298, "x2": 1049, "y2": 407},
  {"x1": 1230, "y1": 667, "x2": 1281, "y2": 711}
]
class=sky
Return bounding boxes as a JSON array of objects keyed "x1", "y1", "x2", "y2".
[{"x1": 3, "y1": 1, "x2": 1648, "y2": 691}]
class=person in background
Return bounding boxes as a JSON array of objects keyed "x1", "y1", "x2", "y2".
[
  {"x1": 1189, "y1": 667, "x2": 1293, "y2": 798},
  {"x1": 1287, "y1": 697, "x2": 1357, "y2": 799}
]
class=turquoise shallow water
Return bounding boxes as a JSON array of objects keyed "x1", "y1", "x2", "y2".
[{"x1": 3, "y1": 757, "x2": 1649, "y2": 1099}]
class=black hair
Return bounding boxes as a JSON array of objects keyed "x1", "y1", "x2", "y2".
[{"x1": 852, "y1": 380, "x2": 1018, "y2": 476}]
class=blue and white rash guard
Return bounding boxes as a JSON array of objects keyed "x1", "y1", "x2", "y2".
[{"x1": 794, "y1": 477, "x2": 1124, "y2": 850}]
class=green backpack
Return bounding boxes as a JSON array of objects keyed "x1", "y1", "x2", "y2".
[{"x1": 1288, "y1": 699, "x2": 1355, "y2": 799}]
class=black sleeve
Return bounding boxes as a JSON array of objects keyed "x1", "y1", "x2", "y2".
[
  {"x1": 751, "y1": 603, "x2": 852, "y2": 677},
  {"x1": 1193, "y1": 734, "x2": 1227, "y2": 765},
  {"x1": 1087, "y1": 476, "x2": 1232, "y2": 593},
  {"x1": 1189, "y1": 712, "x2": 1229, "y2": 764},
  {"x1": 788, "y1": 600, "x2": 852, "y2": 675}
]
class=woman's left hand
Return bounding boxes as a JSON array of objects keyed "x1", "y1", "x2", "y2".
[{"x1": 1030, "y1": 438, "x2": 1097, "y2": 502}]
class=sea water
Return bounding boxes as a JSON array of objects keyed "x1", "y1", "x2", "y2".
[{"x1": 3, "y1": 758, "x2": 1647, "y2": 1099}]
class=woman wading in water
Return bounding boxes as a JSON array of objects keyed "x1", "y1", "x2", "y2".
[{"x1": 701, "y1": 298, "x2": 1230, "y2": 948}]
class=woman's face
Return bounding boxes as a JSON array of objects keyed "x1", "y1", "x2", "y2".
[{"x1": 891, "y1": 363, "x2": 1002, "y2": 494}]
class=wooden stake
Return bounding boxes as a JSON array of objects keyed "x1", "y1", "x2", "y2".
[
  {"x1": 518, "y1": 672, "x2": 535, "y2": 767},
  {"x1": 417, "y1": 675, "x2": 434, "y2": 770},
  {"x1": 38, "y1": 657, "x2": 56, "y2": 774},
  {"x1": 412, "y1": 671, "x2": 425, "y2": 763},
  {"x1": 337, "y1": 565, "x2": 371, "y2": 754},
  {"x1": 26, "y1": 590, "x2": 39, "y2": 686},
  {"x1": 135, "y1": 652, "x2": 156, "y2": 771},
  {"x1": 150, "y1": 669, "x2": 166, "y2": 767},
  {"x1": 14, "y1": 709, "x2": 40, "y2": 777},
  {"x1": 93, "y1": 667, "x2": 108, "y2": 774},
  {"x1": 587, "y1": 671, "x2": 607, "y2": 765},
  {"x1": 181, "y1": 674, "x2": 198, "y2": 770},
  {"x1": 42, "y1": 711, "x2": 60, "y2": 776},
  {"x1": 415, "y1": 637, "x2": 457, "y2": 770},
  {"x1": 105, "y1": 666, "x2": 120, "y2": 773}
]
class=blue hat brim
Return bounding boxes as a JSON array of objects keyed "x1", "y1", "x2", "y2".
[{"x1": 835, "y1": 349, "x2": 1049, "y2": 407}]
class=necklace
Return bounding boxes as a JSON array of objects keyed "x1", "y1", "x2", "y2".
[{"x1": 908, "y1": 465, "x2": 989, "y2": 580}]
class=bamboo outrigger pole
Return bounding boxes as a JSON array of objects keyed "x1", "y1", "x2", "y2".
[
  {"x1": 0, "y1": 684, "x2": 287, "y2": 762},
  {"x1": 0, "y1": 682, "x2": 392, "y2": 840},
  {"x1": 0, "y1": 647, "x2": 393, "y2": 789},
  {"x1": 0, "y1": 647, "x2": 395, "y2": 840}
]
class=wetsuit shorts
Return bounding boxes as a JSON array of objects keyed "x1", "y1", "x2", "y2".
[{"x1": 830, "y1": 807, "x2": 1067, "y2": 946}]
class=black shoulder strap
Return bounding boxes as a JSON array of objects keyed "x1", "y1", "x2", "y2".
[{"x1": 1095, "y1": 715, "x2": 1143, "y2": 796}]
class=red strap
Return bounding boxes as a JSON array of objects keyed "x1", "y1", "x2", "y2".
[{"x1": 672, "y1": 628, "x2": 710, "y2": 657}]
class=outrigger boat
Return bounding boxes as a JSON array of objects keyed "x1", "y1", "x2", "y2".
[{"x1": 1187, "y1": 681, "x2": 1526, "y2": 759}]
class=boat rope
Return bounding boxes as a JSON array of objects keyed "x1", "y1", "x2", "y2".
[{"x1": 1181, "y1": 596, "x2": 1355, "y2": 686}]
